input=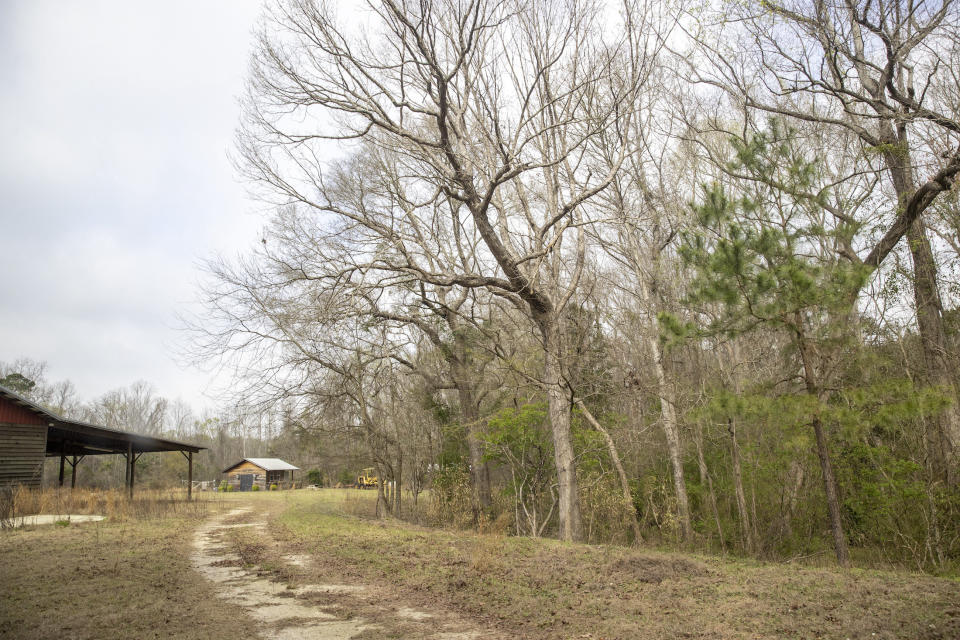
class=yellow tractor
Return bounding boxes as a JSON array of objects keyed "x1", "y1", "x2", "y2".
[{"x1": 356, "y1": 467, "x2": 379, "y2": 489}]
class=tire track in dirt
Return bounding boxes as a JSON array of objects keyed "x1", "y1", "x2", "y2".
[{"x1": 192, "y1": 507, "x2": 489, "y2": 640}]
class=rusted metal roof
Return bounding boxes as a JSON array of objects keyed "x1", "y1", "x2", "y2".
[{"x1": 0, "y1": 384, "x2": 205, "y2": 455}]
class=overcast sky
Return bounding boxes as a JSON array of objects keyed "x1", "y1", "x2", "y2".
[{"x1": 0, "y1": 1, "x2": 268, "y2": 410}]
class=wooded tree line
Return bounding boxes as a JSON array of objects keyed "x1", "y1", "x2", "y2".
[
  {"x1": 0, "y1": 359, "x2": 352, "y2": 491},
  {"x1": 186, "y1": 0, "x2": 960, "y2": 571}
]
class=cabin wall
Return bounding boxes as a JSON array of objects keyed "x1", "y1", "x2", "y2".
[
  {"x1": 0, "y1": 422, "x2": 48, "y2": 488},
  {"x1": 221, "y1": 461, "x2": 295, "y2": 490},
  {"x1": 223, "y1": 461, "x2": 267, "y2": 490}
]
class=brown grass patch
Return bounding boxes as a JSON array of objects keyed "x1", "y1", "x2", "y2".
[
  {"x1": 0, "y1": 507, "x2": 250, "y2": 639},
  {"x1": 273, "y1": 490, "x2": 960, "y2": 640},
  {"x1": 0, "y1": 485, "x2": 215, "y2": 527}
]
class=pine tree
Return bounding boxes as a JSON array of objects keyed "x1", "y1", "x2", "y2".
[{"x1": 673, "y1": 122, "x2": 869, "y2": 566}]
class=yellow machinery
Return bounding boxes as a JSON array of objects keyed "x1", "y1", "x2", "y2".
[{"x1": 356, "y1": 467, "x2": 379, "y2": 489}]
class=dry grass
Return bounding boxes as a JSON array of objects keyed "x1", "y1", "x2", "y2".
[
  {"x1": 269, "y1": 490, "x2": 960, "y2": 640},
  {"x1": 0, "y1": 485, "x2": 216, "y2": 528},
  {"x1": 0, "y1": 494, "x2": 248, "y2": 640},
  {"x1": 5, "y1": 488, "x2": 957, "y2": 640}
]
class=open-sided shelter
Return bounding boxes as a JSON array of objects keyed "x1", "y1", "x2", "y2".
[
  {"x1": 0, "y1": 384, "x2": 204, "y2": 498},
  {"x1": 222, "y1": 458, "x2": 299, "y2": 490}
]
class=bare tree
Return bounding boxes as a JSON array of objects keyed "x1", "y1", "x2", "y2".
[{"x1": 238, "y1": 0, "x2": 660, "y2": 541}]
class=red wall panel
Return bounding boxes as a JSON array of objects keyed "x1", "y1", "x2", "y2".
[{"x1": 0, "y1": 396, "x2": 47, "y2": 425}]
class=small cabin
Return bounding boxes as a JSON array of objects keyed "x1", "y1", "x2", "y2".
[{"x1": 222, "y1": 458, "x2": 299, "y2": 491}]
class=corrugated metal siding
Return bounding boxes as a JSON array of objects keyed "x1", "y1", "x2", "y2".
[
  {"x1": 0, "y1": 396, "x2": 47, "y2": 425},
  {"x1": 0, "y1": 422, "x2": 47, "y2": 487}
]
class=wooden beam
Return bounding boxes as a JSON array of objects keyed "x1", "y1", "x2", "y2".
[
  {"x1": 70, "y1": 455, "x2": 77, "y2": 489},
  {"x1": 188, "y1": 451, "x2": 193, "y2": 501},
  {"x1": 58, "y1": 454, "x2": 65, "y2": 487},
  {"x1": 129, "y1": 449, "x2": 136, "y2": 500}
]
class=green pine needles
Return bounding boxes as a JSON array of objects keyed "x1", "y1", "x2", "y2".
[{"x1": 676, "y1": 121, "x2": 869, "y2": 340}]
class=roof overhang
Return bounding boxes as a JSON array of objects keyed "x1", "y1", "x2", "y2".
[{"x1": 0, "y1": 384, "x2": 204, "y2": 456}]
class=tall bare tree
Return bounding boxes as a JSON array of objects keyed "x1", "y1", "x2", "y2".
[{"x1": 238, "y1": 0, "x2": 660, "y2": 541}]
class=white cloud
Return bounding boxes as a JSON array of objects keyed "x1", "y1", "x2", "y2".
[{"x1": 0, "y1": 0, "x2": 267, "y2": 410}]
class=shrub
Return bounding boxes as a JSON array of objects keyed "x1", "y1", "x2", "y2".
[
  {"x1": 337, "y1": 468, "x2": 356, "y2": 486},
  {"x1": 429, "y1": 464, "x2": 473, "y2": 528},
  {"x1": 251, "y1": 484, "x2": 260, "y2": 492},
  {"x1": 269, "y1": 484, "x2": 278, "y2": 491}
]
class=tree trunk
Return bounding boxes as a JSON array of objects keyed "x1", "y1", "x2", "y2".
[
  {"x1": 539, "y1": 316, "x2": 583, "y2": 542},
  {"x1": 810, "y1": 415, "x2": 849, "y2": 567},
  {"x1": 394, "y1": 450, "x2": 403, "y2": 516},
  {"x1": 376, "y1": 473, "x2": 388, "y2": 518},
  {"x1": 576, "y1": 399, "x2": 643, "y2": 543},
  {"x1": 455, "y1": 376, "x2": 493, "y2": 515},
  {"x1": 633, "y1": 269, "x2": 693, "y2": 543},
  {"x1": 728, "y1": 417, "x2": 755, "y2": 554},
  {"x1": 692, "y1": 418, "x2": 725, "y2": 551},
  {"x1": 881, "y1": 138, "x2": 958, "y2": 486},
  {"x1": 647, "y1": 332, "x2": 693, "y2": 542},
  {"x1": 796, "y1": 320, "x2": 850, "y2": 567},
  {"x1": 906, "y1": 220, "x2": 958, "y2": 485},
  {"x1": 779, "y1": 460, "x2": 805, "y2": 540}
]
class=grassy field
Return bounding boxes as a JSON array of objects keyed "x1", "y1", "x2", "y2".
[
  {"x1": 0, "y1": 491, "x2": 252, "y2": 640},
  {"x1": 2, "y1": 489, "x2": 958, "y2": 639}
]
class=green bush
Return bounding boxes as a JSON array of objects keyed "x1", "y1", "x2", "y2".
[
  {"x1": 337, "y1": 468, "x2": 356, "y2": 486},
  {"x1": 251, "y1": 484, "x2": 261, "y2": 492},
  {"x1": 269, "y1": 484, "x2": 278, "y2": 491}
]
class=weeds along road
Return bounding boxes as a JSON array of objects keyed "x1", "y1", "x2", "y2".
[
  {"x1": 2, "y1": 489, "x2": 958, "y2": 639},
  {"x1": 204, "y1": 490, "x2": 960, "y2": 640}
]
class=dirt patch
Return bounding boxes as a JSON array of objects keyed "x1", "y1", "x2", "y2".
[
  {"x1": 605, "y1": 555, "x2": 712, "y2": 584},
  {"x1": 5, "y1": 514, "x2": 106, "y2": 527},
  {"x1": 192, "y1": 506, "x2": 499, "y2": 639}
]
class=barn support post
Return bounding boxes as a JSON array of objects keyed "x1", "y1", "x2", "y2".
[
  {"x1": 125, "y1": 442, "x2": 131, "y2": 488},
  {"x1": 70, "y1": 456, "x2": 77, "y2": 489},
  {"x1": 129, "y1": 451, "x2": 137, "y2": 500},
  {"x1": 181, "y1": 451, "x2": 194, "y2": 500},
  {"x1": 58, "y1": 440, "x2": 66, "y2": 487}
]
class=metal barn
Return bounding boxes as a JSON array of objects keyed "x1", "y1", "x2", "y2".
[{"x1": 0, "y1": 384, "x2": 204, "y2": 497}]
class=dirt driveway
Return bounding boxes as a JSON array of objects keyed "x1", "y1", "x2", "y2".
[{"x1": 193, "y1": 506, "x2": 498, "y2": 640}]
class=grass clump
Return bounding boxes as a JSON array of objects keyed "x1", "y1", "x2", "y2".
[
  {"x1": 0, "y1": 501, "x2": 248, "y2": 639},
  {"x1": 0, "y1": 486, "x2": 212, "y2": 528},
  {"x1": 272, "y1": 490, "x2": 960, "y2": 640}
]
